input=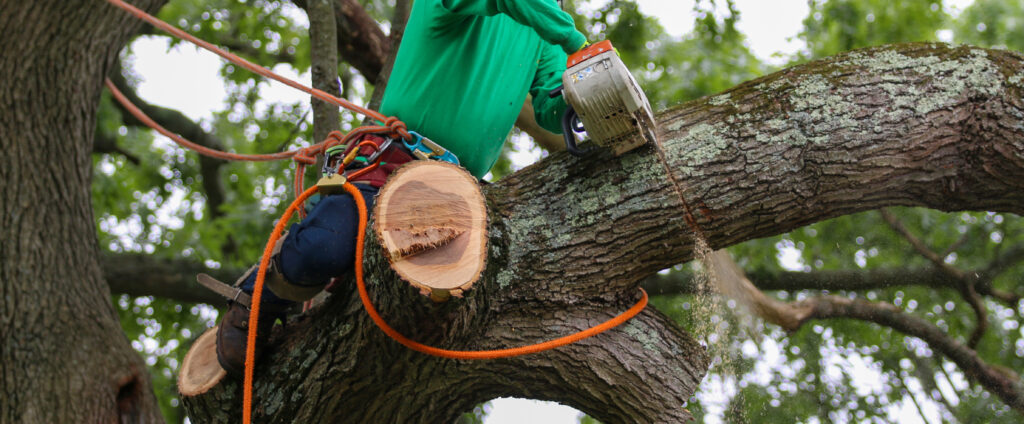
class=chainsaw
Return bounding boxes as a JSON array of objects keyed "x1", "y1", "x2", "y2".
[{"x1": 551, "y1": 40, "x2": 658, "y2": 157}]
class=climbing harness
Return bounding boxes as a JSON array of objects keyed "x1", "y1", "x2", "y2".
[{"x1": 103, "y1": 1, "x2": 649, "y2": 422}]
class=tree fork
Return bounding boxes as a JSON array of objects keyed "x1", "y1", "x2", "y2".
[{"x1": 182, "y1": 43, "x2": 1024, "y2": 421}]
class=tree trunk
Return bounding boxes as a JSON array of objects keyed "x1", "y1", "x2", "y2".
[
  {"x1": 0, "y1": 0, "x2": 166, "y2": 422},
  {"x1": 183, "y1": 43, "x2": 1024, "y2": 422}
]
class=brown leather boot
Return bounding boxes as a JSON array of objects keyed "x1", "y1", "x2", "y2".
[{"x1": 215, "y1": 300, "x2": 287, "y2": 378}]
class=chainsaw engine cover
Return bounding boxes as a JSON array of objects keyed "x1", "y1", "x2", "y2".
[{"x1": 562, "y1": 41, "x2": 656, "y2": 156}]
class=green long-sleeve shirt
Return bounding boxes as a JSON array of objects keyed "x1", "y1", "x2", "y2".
[{"x1": 379, "y1": 0, "x2": 586, "y2": 177}]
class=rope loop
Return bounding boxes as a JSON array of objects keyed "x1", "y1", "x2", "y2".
[
  {"x1": 292, "y1": 146, "x2": 320, "y2": 165},
  {"x1": 384, "y1": 116, "x2": 411, "y2": 140}
]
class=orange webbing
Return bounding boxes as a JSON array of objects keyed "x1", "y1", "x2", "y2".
[{"x1": 242, "y1": 183, "x2": 647, "y2": 422}]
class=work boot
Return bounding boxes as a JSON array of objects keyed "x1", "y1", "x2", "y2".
[{"x1": 215, "y1": 300, "x2": 287, "y2": 378}]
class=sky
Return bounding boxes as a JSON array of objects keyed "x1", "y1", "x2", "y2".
[{"x1": 125, "y1": 0, "x2": 978, "y2": 423}]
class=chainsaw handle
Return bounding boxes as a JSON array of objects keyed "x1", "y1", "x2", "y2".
[
  {"x1": 548, "y1": 85, "x2": 563, "y2": 98},
  {"x1": 561, "y1": 105, "x2": 591, "y2": 157}
]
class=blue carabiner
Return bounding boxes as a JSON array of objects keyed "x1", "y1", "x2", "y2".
[{"x1": 402, "y1": 131, "x2": 460, "y2": 165}]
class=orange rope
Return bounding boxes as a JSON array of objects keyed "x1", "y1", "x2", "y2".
[
  {"x1": 243, "y1": 185, "x2": 318, "y2": 424},
  {"x1": 104, "y1": 0, "x2": 411, "y2": 140},
  {"x1": 104, "y1": 0, "x2": 647, "y2": 419},
  {"x1": 242, "y1": 183, "x2": 647, "y2": 421},
  {"x1": 105, "y1": 79, "x2": 322, "y2": 163},
  {"x1": 348, "y1": 172, "x2": 649, "y2": 358}
]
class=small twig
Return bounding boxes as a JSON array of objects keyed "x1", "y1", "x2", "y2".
[
  {"x1": 940, "y1": 233, "x2": 971, "y2": 259},
  {"x1": 896, "y1": 375, "x2": 933, "y2": 424},
  {"x1": 964, "y1": 283, "x2": 988, "y2": 350},
  {"x1": 909, "y1": 351, "x2": 957, "y2": 414},
  {"x1": 880, "y1": 209, "x2": 989, "y2": 347},
  {"x1": 879, "y1": 209, "x2": 965, "y2": 279},
  {"x1": 274, "y1": 108, "x2": 311, "y2": 152}
]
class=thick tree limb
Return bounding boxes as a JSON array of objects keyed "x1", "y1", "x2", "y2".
[
  {"x1": 2, "y1": 0, "x2": 168, "y2": 421},
  {"x1": 292, "y1": 0, "x2": 388, "y2": 82},
  {"x1": 101, "y1": 252, "x2": 242, "y2": 305},
  {"x1": 182, "y1": 43, "x2": 1024, "y2": 420}
]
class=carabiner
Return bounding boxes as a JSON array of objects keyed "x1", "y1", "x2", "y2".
[
  {"x1": 364, "y1": 137, "x2": 394, "y2": 165},
  {"x1": 402, "y1": 131, "x2": 460, "y2": 165},
  {"x1": 321, "y1": 143, "x2": 349, "y2": 175}
]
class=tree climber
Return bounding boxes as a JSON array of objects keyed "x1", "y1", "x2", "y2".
[{"x1": 211, "y1": 0, "x2": 588, "y2": 377}]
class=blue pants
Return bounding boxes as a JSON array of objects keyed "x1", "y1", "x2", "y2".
[{"x1": 241, "y1": 184, "x2": 379, "y2": 305}]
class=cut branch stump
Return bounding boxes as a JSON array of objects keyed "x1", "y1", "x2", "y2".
[
  {"x1": 373, "y1": 161, "x2": 488, "y2": 301},
  {"x1": 178, "y1": 328, "x2": 226, "y2": 397}
]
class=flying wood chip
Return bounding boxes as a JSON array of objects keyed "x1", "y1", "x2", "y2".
[{"x1": 373, "y1": 161, "x2": 488, "y2": 301}]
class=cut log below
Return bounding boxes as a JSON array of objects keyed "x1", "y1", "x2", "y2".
[
  {"x1": 373, "y1": 161, "x2": 488, "y2": 301},
  {"x1": 178, "y1": 327, "x2": 226, "y2": 397}
]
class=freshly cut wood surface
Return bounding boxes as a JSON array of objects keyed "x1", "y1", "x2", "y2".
[
  {"x1": 374, "y1": 161, "x2": 487, "y2": 298},
  {"x1": 178, "y1": 327, "x2": 226, "y2": 396}
]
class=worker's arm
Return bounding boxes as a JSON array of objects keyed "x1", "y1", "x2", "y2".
[
  {"x1": 438, "y1": 0, "x2": 586, "y2": 54},
  {"x1": 530, "y1": 42, "x2": 570, "y2": 134}
]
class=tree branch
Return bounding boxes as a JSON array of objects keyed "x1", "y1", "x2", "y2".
[
  {"x1": 101, "y1": 252, "x2": 243, "y2": 305},
  {"x1": 880, "y1": 208, "x2": 989, "y2": 348},
  {"x1": 92, "y1": 127, "x2": 141, "y2": 164},
  {"x1": 879, "y1": 208, "x2": 966, "y2": 278},
  {"x1": 791, "y1": 295, "x2": 1024, "y2": 414},
  {"x1": 106, "y1": 68, "x2": 229, "y2": 222},
  {"x1": 292, "y1": 0, "x2": 388, "y2": 82},
  {"x1": 182, "y1": 43, "x2": 1024, "y2": 419},
  {"x1": 364, "y1": 0, "x2": 410, "y2": 115}
]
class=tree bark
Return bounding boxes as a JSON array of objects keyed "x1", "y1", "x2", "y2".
[
  {"x1": 0, "y1": 0, "x2": 166, "y2": 422},
  {"x1": 308, "y1": 0, "x2": 341, "y2": 144},
  {"x1": 181, "y1": 43, "x2": 1024, "y2": 421}
]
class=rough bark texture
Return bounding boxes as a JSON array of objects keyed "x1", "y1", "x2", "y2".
[
  {"x1": 308, "y1": 0, "x2": 341, "y2": 144},
  {"x1": 0, "y1": 0, "x2": 166, "y2": 422},
  {"x1": 181, "y1": 43, "x2": 1024, "y2": 422}
]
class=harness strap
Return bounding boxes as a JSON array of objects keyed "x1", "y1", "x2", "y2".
[{"x1": 196, "y1": 274, "x2": 252, "y2": 307}]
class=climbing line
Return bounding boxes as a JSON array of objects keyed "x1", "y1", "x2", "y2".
[
  {"x1": 104, "y1": 1, "x2": 649, "y2": 420},
  {"x1": 105, "y1": 0, "x2": 411, "y2": 140},
  {"x1": 105, "y1": 79, "x2": 320, "y2": 163},
  {"x1": 105, "y1": 0, "x2": 417, "y2": 204},
  {"x1": 242, "y1": 182, "x2": 647, "y2": 421}
]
